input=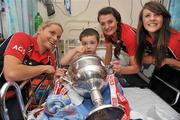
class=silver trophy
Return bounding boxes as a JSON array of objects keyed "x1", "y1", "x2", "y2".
[{"x1": 66, "y1": 54, "x2": 124, "y2": 120}]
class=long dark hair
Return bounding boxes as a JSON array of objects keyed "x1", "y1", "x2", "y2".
[
  {"x1": 97, "y1": 7, "x2": 122, "y2": 59},
  {"x1": 135, "y1": 1, "x2": 171, "y2": 68}
]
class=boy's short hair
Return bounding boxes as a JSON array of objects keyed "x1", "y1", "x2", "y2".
[{"x1": 79, "y1": 28, "x2": 100, "y2": 42}]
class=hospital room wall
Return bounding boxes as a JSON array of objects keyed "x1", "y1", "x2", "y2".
[
  {"x1": 37, "y1": 0, "x2": 152, "y2": 54},
  {"x1": 38, "y1": 0, "x2": 151, "y2": 41}
]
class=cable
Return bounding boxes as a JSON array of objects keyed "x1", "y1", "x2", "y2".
[
  {"x1": 140, "y1": 0, "x2": 144, "y2": 7},
  {"x1": 54, "y1": 0, "x2": 91, "y2": 17},
  {"x1": 129, "y1": 0, "x2": 133, "y2": 25},
  {"x1": 166, "y1": 0, "x2": 171, "y2": 11},
  {"x1": 108, "y1": 0, "x2": 110, "y2": 6}
]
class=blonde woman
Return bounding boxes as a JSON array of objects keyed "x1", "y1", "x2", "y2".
[{"x1": 1, "y1": 21, "x2": 64, "y2": 120}]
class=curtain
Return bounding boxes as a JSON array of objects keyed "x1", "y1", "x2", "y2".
[
  {"x1": 168, "y1": 0, "x2": 180, "y2": 30},
  {"x1": 5, "y1": 0, "x2": 37, "y2": 36}
]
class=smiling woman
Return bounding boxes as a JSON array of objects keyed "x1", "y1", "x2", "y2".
[
  {"x1": 0, "y1": 20, "x2": 64, "y2": 120},
  {"x1": 142, "y1": 9, "x2": 163, "y2": 34},
  {"x1": 97, "y1": 7, "x2": 139, "y2": 75},
  {"x1": 135, "y1": 1, "x2": 180, "y2": 69},
  {"x1": 36, "y1": 21, "x2": 63, "y2": 53},
  {"x1": 135, "y1": 2, "x2": 180, "y2": 114}
]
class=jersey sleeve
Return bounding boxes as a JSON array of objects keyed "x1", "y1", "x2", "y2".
[
  {"x1": 4, "y1": 32, "x2": 31, "y2": 61},
  {"x1": 168, "y1": 30, "x2": 180, "y2": 60},
  {"x1": 121, "y1": 24, "x2": 137, "y2": 56}
]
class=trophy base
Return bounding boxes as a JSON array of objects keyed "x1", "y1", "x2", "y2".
[{"x1": 86, "y1": 104, "x2": 124, "y2": 120}]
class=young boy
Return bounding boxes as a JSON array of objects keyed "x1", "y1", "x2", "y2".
[
  {"x1": 33, "y1": 28, "x2": 130, "y2": 120},
  {"x1": 61, "y1": 28, "x2": 99, "y2": 65}
]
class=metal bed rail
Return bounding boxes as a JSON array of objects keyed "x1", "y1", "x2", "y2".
[
  {"x1": 0, "y1": 81, "x2": 27, "y2": 120},
  {"x1": 0, "y1": 76, "x2": 51, "y2": 120}
]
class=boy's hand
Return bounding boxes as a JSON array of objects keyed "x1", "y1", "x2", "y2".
[{"x1": 75, "y1": 44, "x2": 86, "y2": 54}]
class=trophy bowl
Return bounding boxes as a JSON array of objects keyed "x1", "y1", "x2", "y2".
[
  {"x1": 67, "y1": 54, "x2": 125, "y2": 120},
  {"x1": 67, "y1": 54, "x2": 108, "y2": 97}
]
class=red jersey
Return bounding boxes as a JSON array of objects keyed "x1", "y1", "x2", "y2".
[
  {"x1": 146, "y1": 29, "x2": 180, "y2": 60},
  {"x1": 105, "y1": 23, "x2": 136, "y2": 56},
  {"x1": 4, "y1": 32, "x2": 55, "y2": 66}
]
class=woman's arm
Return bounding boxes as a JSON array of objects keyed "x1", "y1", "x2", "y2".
[
  {"x1": 112, "y1": 56, "x2": 140, "y2": 75},
  {"x1": 161, "y1": 58, "x2": 180, "y2": 68},
  {"x1": 142, "y1": 54, "x2": 180, "y2": 68},
  {"x1": 4, "y1": 55, "x2": 55, "y2": 81}
]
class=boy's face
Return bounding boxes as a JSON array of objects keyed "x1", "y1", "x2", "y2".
[{"x1": 81, "y1": 35, "x2": 99, "y2": 54}]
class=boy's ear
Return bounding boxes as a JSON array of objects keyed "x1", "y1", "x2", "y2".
[
  {"x1": 96, "y1": 42, "x2": 99, "y2": 49},
  {"x1": 97, "y1": 41, "x2": 100, "y2": 46}
]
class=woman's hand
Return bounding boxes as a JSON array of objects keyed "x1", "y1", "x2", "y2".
[
  {"x1": 143, "y1": 54, "x2": 155, "y2": 64},
  {"x1": 111, "y1": 56, "x2": 139, "y2": 74},
  {"x1": 43, "y1": 65, "x2": 56, "y2": 74},
  {"x1": 54, "y1": 68, "x2": 66, "y2": 79},
  {"x1": 111, "y1": 60, "x2": 122, "y2": 74}
]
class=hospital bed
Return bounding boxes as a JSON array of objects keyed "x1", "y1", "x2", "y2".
[
  {"x1": 0, "y1": 54, "x2": 180, "y2": 120},
  {"x1": 0, "y1": 46, "x2": 60, "y2": 120},
  {"x1": 124, "y1": 64, "x2": 180, "y2": 119}
]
